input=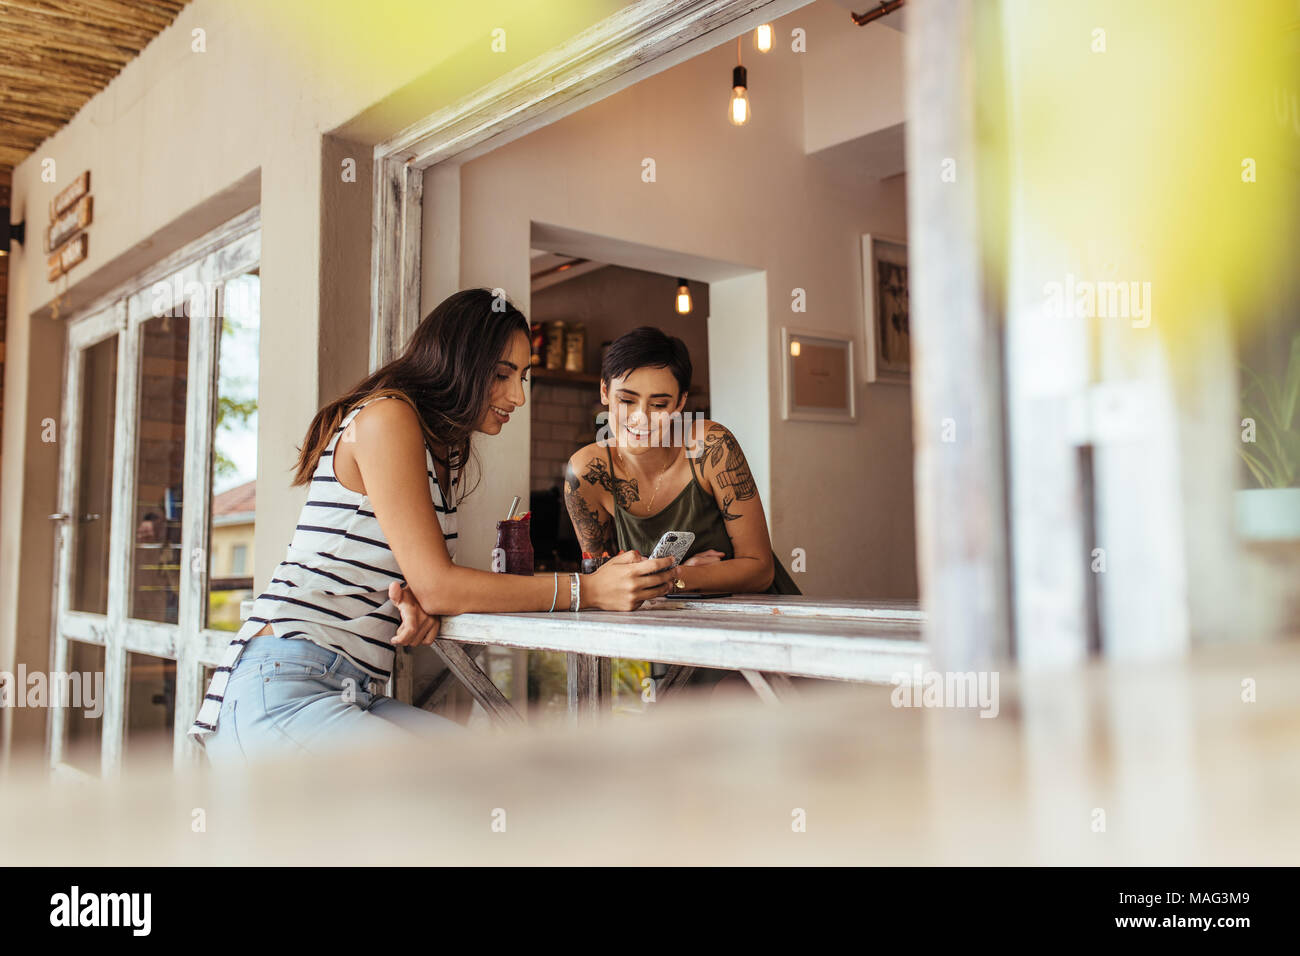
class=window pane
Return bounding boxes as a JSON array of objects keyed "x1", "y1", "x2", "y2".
[
  {"x1": 208, "y1": 272, "x2": 259, "y2": 631},
  {"x1": 62, "y1": 639, "x2": 106, "y2": 775},
  {"x1": 125, "y1": 652, "x2": 175, "y2": 768},
  {"x1": 70, "y1": 335, "x2": 117, "y2": 614},
  {"x1": 131, "y1": 312, "x2": 189, "y2": 623}
]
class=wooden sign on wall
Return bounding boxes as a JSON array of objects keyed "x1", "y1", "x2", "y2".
[
  {"x1": 46, "y1": 170, "x2": 91, "y2": 282},
  {"x1": 47, "y1": 232, "x2": 87, "y2": 281},
  {"x1": 50, "y1": 171, "x2": 90, "y2": 220},
  {"x1": 47, "y1": 194, "x2": 92, "y2": 253}
]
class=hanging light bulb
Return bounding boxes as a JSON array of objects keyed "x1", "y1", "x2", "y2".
[
  {"x1": 754, "y1": 24, "x2": 773, "y2": 53},
  {"x1": 675, "y1": 278, "x2": 692, "y2": 315},
  {"x1": 729, "y1": 65, "x2": 750, "y2": 126},
  {"x1": 729, "y1": 37, "x2": 751, "y2": 127}
]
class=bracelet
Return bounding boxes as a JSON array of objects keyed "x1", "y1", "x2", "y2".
[
  {"x1": 569, "y1": 572, "x2": 580, "y2": 612},
  {"x1": 548, "y1": 572, "x2": 559, "y2": 613}
]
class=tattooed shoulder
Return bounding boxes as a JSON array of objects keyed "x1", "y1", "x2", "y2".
[
  {"x1": 563, "y1": 458, "x2": 581, "y2": 494},
  {"x1": 581, "y1": 457, "x2": 640, "y2": 509},
  {"x1": 565, "y1": 444, "x2": 602, "y2": 489},
  {"x1": 701, "y1": 423, "x2": 757, "y2": 504}
]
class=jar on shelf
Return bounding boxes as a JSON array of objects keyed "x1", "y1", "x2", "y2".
[
  {"x1": 530, "y1": 323, "x2": 544, "y2": 366},
  {"x1": 544, "y1": 321, "x2": 566, "y2": 370},
  {"x1": 564, "y1": 323, "x2": 586, "y2": 373}
]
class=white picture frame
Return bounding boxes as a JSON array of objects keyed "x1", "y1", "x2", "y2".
[
  {"x1": 861, "y1": 234, "x2": 911, "y2": 384},
  {"x1": 781, "y1": 327, "x2": 856, "y2": 424}
]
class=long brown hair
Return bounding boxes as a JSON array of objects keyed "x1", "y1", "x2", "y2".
[{"x1": 291, "y1": 288, "x2": 529, "y2": 499}]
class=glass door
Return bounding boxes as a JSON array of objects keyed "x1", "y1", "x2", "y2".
[
  {"x1": 49, "y1": 305, "x2": 121, "y2": 774},
  {"x1": 49, "y1": 211, "x2": 261, "y2": 774}
]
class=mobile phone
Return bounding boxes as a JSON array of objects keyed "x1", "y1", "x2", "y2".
[
  {"x1": 648, "y1": 530, "x2": 695, "y2": 568},
  {"x1": 664, "y1": 591, "x2": 733, "y2": 599}
]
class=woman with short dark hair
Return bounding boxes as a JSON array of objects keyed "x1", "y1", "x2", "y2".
[{"x1": 563, "y1": 325, "x2": 800, "y2": 599}]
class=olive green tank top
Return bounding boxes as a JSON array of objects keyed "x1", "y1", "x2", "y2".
[{"x1": 604, "y1": 443, "x2": 800, "y2": 595}]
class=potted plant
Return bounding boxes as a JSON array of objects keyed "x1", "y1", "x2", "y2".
[{"x1": 1237, "y1": 333, "x2": 1300, "y2": 540}]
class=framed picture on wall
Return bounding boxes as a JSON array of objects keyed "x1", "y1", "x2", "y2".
[
  {"x1": 861, "y1": 234, "x2": 910, "y2": 384},
  {"x1": 781, "y1": 327, "x2": 856, "y2": 423}
]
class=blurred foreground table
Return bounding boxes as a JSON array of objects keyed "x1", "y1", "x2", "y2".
[{"x1": 5, "y1": 640, "x2": 1296, "y2": 865}]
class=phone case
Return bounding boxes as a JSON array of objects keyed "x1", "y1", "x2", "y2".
[{"x1": 649, "y1": 530, "x2": 696, "y2": 567}]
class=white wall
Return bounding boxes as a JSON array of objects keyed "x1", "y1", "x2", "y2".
[
  {"x1": 445, "y1": 0, "x2": 916, "y2": 597},
  {"x1": 803, "y1": 13, "x2": 905, "y2": 153}
]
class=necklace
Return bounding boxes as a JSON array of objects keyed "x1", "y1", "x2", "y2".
[{"x1": 620, "y1": 446, "x2": 678, "y2": 515}]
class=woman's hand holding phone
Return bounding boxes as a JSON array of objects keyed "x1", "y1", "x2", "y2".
[{"x1": 583, "y1": 550, "x2": 677, "y2": 610}]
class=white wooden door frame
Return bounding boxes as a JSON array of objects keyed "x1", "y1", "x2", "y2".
[
  {"x1": 50, "y1": 208, "x2": 261, "y2": 775},
  {"x1": 367, "y1": 0, "x2": 814, "y2": 369}
]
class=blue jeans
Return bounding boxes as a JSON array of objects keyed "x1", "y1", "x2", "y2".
[{"x1": 202, "y1": 634, "x2": 465, "y2": 766}]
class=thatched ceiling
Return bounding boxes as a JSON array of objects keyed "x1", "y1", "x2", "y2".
[{"x1": 0, "y1": 0, "x2": 190, "y2": 169}]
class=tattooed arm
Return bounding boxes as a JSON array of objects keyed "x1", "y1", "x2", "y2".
[
  {"x1": 564, "y1": 452, "x2": 619, "y2": 557},
  {"x1": 678, "y1": 422, "x2": 775, "y2": 593},
  {"x1": 579, "y1": 456, "x2": 639, "y2": 510}
]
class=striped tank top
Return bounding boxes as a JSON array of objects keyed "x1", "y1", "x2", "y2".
[{"x1": 187, "y1": 395, "x2": 459, "y2": 742}]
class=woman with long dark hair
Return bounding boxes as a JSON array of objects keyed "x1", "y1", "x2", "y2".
[{"x1": 190, "y1": 289, "x2": 677, "y2": 764}]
